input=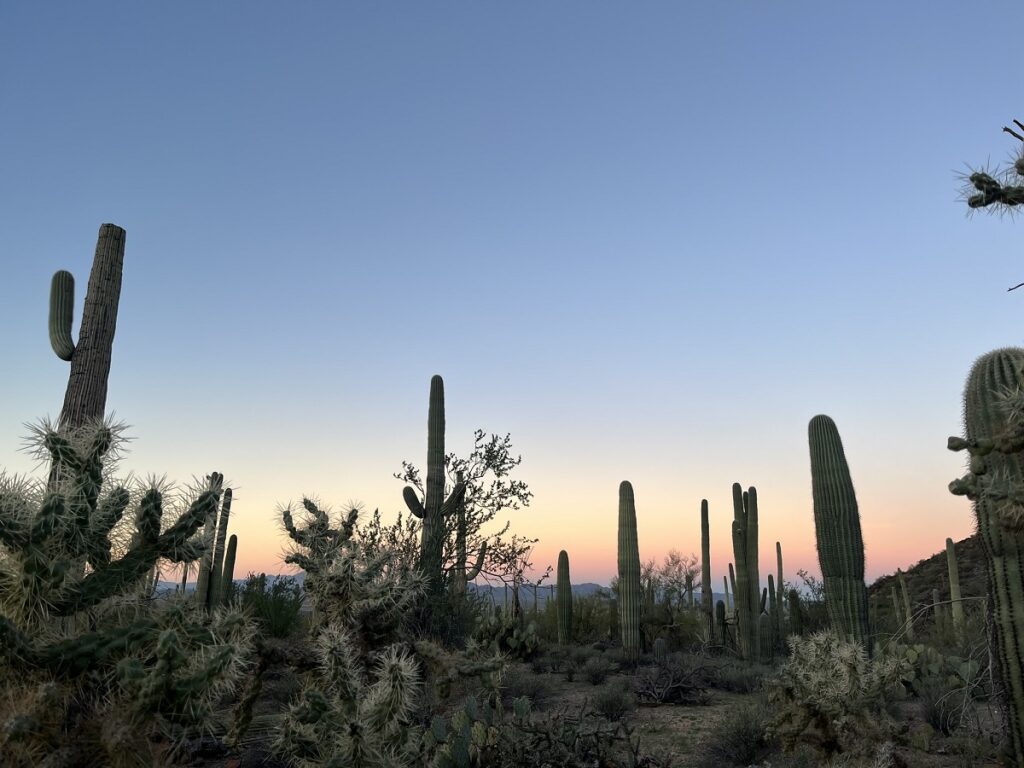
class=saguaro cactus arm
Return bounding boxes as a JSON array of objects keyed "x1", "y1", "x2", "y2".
[{"x1": 49, "y1": 271, "x2": 75, "y2": 361}]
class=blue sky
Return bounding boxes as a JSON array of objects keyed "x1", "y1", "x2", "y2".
[{"x1": 2, "y1": 2, "x2": 1022, "y2": 586}]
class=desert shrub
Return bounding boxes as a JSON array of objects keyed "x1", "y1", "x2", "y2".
[
  {"x1": 238, "y1": 572, "x2": 306, "y2": 638},
  {"x1": 693, "y1": 696, "x2": 774, "y2": 768},
  {"x1": 563, "y1": 645, "x2": 596, "y2": 682},
  {"x1": 592, "y1": 682, "x2": 637, "y2": 721},
  {"x1": 500, "y1": 665, "x2": 555, "y2": 710},
  {"x1": 634, "y1": 652, "x2": 713, "y2": 706},
  {"x1": 712, "y1": 660, "x2": 771, "y2": 693},
  {"x1": 472, "y1": 609, "x2": 542, "y2": 660},
  {"x1": 583, "y1": 654, "x2": 613, "y2": 685},
  {"x1": 766, "y1": 630, "x2": 904, "y2": 760},
  {"x1": 0, "y1": 420, "x2": 254, "y2": 767}
]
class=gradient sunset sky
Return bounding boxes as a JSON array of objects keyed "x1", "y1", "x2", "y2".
[{"x1": 2, "y1": 3, "x2": 1022, "y2": 590}]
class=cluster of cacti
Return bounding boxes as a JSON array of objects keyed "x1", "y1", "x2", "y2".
[
  {"x1": 947, "y1": 347, "x2": 1024, "y2": 764},
  {"x1": 471, "y1": 610, "x2": 541, "y2": 660},
  {"x1": 556, "y1": 549, "x2": 573, "y2": 644},
  {"x1": 808, "y1": 415, "x2": 871, "y2": 650},
  {"x1": 194, "y1": 485, "x2": 237, "y2": 608},
  {"x1": 0, "y1": 419, "x2": 254, "y2": 764},
  {"x1": 617, "y1": 481, "x2": 642, "y2": 662},
  {"x1": 403, "y1": 376, "x2": 484, "y2": 604},
  {"x1": 730, "y1": 483, "x2": 760, "y2": 661}
]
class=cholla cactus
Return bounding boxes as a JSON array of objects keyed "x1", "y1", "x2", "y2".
[
  {"x1": 276, "y1": 500, "x2": 431, "y2": 767},
  {"x1": 766, "y1": 629, "x2": 904, "y2": 759},
  {"x1": 0, "y1": 418, "x2": 253, "y2": 765}
]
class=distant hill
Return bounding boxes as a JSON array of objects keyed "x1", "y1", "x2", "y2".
[{"x1": 866, "y1": 532, "x2": 987, "y2": 632}]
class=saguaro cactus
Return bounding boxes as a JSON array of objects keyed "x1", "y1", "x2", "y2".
[
  {"x1": 618, "y1": 481, "x2": 642, "y2": 662},
  {"x1": 556, "y1": 549, "x2": 573, "y2": 644},
  {"x1": 731, "y1": 483, "x2": 760, "y2": 661},
  {"x1": 787, "y1": 588, "x2": 804, "y2": 637},
  {"x1": 775, "y1": 541, "x2": 785, "y2": 647},
  {"x1": 808, "y1": 415, "x2": 871, "y2": 649},
  {"x1": 945, "y1": 537, "x2": 966, "y2": 640},
  {"x1": 451, "y1": 470, "x2": 487, "y2": 596},
  {"x1": 948, "y1": 347, "x2": 1024, "y2": 764},
  {"x1": 221, "y1": 534, "x2": 238, "y2": 605},
  {"x1": 897, "y1": 569, "x2": 915, "y2": 642},
  {"x1": 701, "y1": 499, "x2": 713, "y2": 640},
  {"x1": 403, "y1": 375, "x2": 469, "y2": 597},
  {"x1": 49, "y1": 224, "x2": 126, "y2": 433},
  {"x1": 209, "y1": 488, "x2": 234, "y2": 607}
]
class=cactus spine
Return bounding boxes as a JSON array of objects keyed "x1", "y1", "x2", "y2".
[
  {"x1": 617, "y1": 480, "x2": 642, "y2": 663},
  {"x1": 808, "y1": 415, "x2": 871, "y2": 649},
  {"x1": 403, "y1": 375, "x2": 470, "y2": 598},
  {"x1": 701, "y1": 499, "x2": 713, "y2": 640},
  {"x1": 221, "y1": 534, "x2": 238, "y2": 605},
  {"x1": 730, "y1": 483, "x2": 760, "y2": 661},
  {"x1": 947, "y1": 347, "x2": 1024, "y2": 764},
  {"x1": 556, "y1": 549, "x2": 573, "y2": 644},
  {"x1": 945, "y1": 537, "x2": 966, "y2": 639}
]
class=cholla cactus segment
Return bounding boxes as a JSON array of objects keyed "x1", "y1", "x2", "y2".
[
  {"x1": 767, "y1": 630, "x2": 904, "y2": 758},
  {"x1": 949, "y1": 347, "x2": 1024, "y2": 764}
]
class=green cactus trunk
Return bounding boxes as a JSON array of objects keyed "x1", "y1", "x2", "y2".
[
  {"x1": 775, "y1": 541, "x2": 785, "y2": 648},
  {"x1": 403, "y1": 375, "x2": 469, "y2": 600},
  {"x1": 787, "y1": 588, "x2": 804, "y2": 637},
  {"x1": 728, "y1": 563, "x2": 737, "y2": 620},
  {"x1": 653, "y1": 637, "x2": 668, "y2": 665},
  {"x1": 768, "y1": 573, "x2": 779, "y2": 651},
  {"x1": 897, "y1": 569, "x2": 915, "y2": 641},
  {"x1": 946, "y1": 537, "x2": 966, "y2": 640},
  {"x1": 618, "y1": 481, "x2": 642, "y2": 663},
  {"x1": 948, "y1": 347, "x2": 1024, "y2": 764},
  {"x1": 808, "y1": 415, "x2": 871, "y2": 650},
  {"x1": 758, "y1": 612, "x2": 774, "y2": 664},
  {"x1": 556, "y1": 550, "x2": 573, "y2": 644},
  {"x1": 221, "y1": 534, "x2": 238, "y2": 606},
  {"x1": 715, "y1": 599, "x2": 728, "y2": 646},
  {"x1": 208, "y1": 488, "x2": 233, "y2": 608},
  {"x1": 50, "y1": 224, "x2": 126, "y2": 433},
  {"x1": 890, "y1": 585, "x2": 903, "y2": 633},
  {"x1": 730, "y1": 483, "x2": 760, "y2": 661},
  {"x1": 701, "y1": 500, "x2": 713, "y2": 639}
]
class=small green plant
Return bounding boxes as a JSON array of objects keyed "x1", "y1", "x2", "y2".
[
  {"x1": 693, "y1": 696, "x2": 774, "y2": 768},
  {"x1": 238, "y1": 572, "x2": 306, "y2": 638},
  {"x1": 582, "y1": 654, "x2": 613, "y2": 685},
  {"x1": 591, "y1": 682, "x2": 637, "y2": 722}
]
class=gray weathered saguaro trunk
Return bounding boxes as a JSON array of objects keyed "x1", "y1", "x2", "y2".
[{"x1": 51, "y1": 223, "x2": 126, "y2": 432}]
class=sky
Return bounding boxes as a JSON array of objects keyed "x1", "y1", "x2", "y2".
[{"x1": 2, "y1": 2, "x2": 1022, "y2": 591}]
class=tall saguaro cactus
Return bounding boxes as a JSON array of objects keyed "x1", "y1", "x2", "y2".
[
  {"x1": 403, "y1": 375, "x2": 468, "y2": 597},
  {"x1": 556, "y1": 550, "x2": 573, "y2": 644},
  {"x1": 775, "y1": 541, "x2": 785, "y2": 647},
  {"x1": 945, "y1": 537, "x2": 966, "y2": 640},
  {"x1": 730, "y1": 483, "x2": 760, "y2": 661},
  {"x1": 618, "y1": 481, "x2": 642, "y2": 662},
  {"x1": 49, "y1": 224, "x2": 126, "y2": 433},
  {"x1": 451, "y1": 470, "x2": 487, "y2": 596},
  {"x1": 700, "y1": 499, "x2": 713, "y2": 640},
  {"x1": 948, "y1": 347, "x2": 1024, "y2": 765},
  {"x1": 808, "y1": 415, "x2": 871, "y2": 650}
]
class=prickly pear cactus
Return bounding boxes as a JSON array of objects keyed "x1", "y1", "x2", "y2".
[{"x1": 948, "y1": 347, "x2": 1024, "y2": 765}]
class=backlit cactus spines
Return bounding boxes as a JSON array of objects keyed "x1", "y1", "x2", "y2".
[
  {"x1": 808, "y1": 415, "x2": 871, "y2": 649},
  {"x1": 731, "y1": 483, "x2": 760, "y2": 661},
  {"x1": 945, "y1": 537, "x2": 966, "y2": 639},
  {"x1": 49, "y1": 224, "x2": 126, "y2": 434},
  {"x1": 701, "y1": 499, "x2": 713, "y2": 639},
  {"x1": 403, "y1": 375, "x2": 468, "y2": 597},
  {"x1": 556, "y1": 549, "x2": 573, "y2": 644},
  {"x1": 221, "y1": 534, "x2": 238, "y2": 605},
  {"x1": 948, "y1": 347, "x2": 1024, "y2": 763},
  {"x1": 618, "y1": 480, "x2": 642, "y2": 663}
]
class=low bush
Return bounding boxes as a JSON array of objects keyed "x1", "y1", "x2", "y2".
[
  {"x1": 693, "y1": 696, "x2": 774, "y2": 768},
  {"x1": 237, "y1": 572, "x2": 306, "y2": 638},
  {"x1": 583, "y1": 655, "x2": 614, "y2": 685},
  {"x1": 592, "y1": 682, "x2": 637, "y2": 721}
]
